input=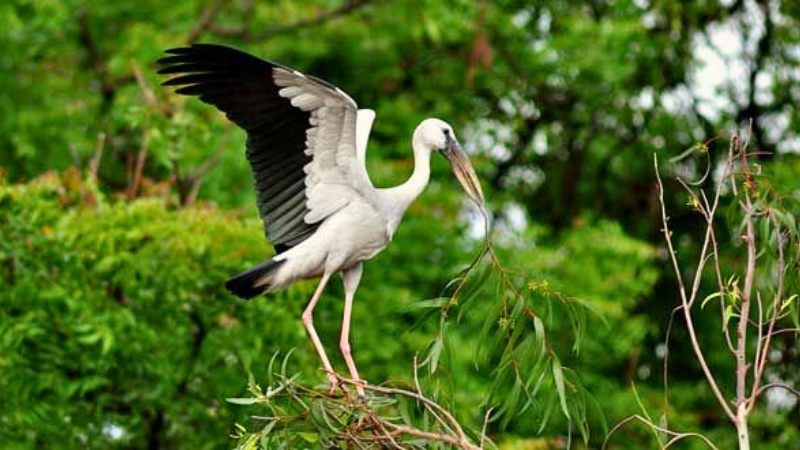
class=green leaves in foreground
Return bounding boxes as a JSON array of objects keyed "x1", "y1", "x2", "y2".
[
  {"x1": 418, "y1": 245, "x2": 604, "y2": 443},
  {"x1": 228, "y1": 351, "x2": 486, "y2": 449}
]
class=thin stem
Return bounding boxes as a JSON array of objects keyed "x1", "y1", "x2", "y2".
[
  {"x1": 339, "y1": 376, "x2": 472, "y2": 446},
  {"x1": 752, "y1": 292, "x2": 764, "y2": 388},
  {"x1": 756, "y1": 382, "x2": 800, "y2": 399},
  {"x1": 735, "y1": 134, "x2": 756, "y2": 424},
  {"x1": 382, "y1": 422, "x2": 479, "y2": 450},
  {"x1": 413, "y1": 356, "x2": 456, "y2": 438},
  {"x1": 603, "y1": 414, "x2": 719, "y2": 450},
  {"x1": 654, "y1": 154, "x2": 735, "y2": 422},
  {"x1": 748, "y1": 224, "x2": 786, "y2": 412},
  {"x1": 736, "y1": 202, "x2": 755, "y2": 408}
]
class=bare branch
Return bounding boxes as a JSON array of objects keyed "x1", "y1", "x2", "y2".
[
  {"x1": 88, "y1": 132, "x2": 106, "y2": 179},
  {"x1": 654, "y1": 154, "x2": 735, "y2": 421},
  {"x1": 756, "y1": 382, "x2": 800, "y2": 400},
  {"x1": 130, "y1": 59, "x2": 158, "y2": 109},
  {"x1": 749, "y1": 223, "x2": 787, "y2": 412},
  {"x1": 603, "y1": 414, "x2": 719, "y2": 450},
  {"x1": 736, "y1": 137, "x2": 756, "y2": 413},
  {"x1": 128, "y1": 129, "x2": 150, "y2": 199}
]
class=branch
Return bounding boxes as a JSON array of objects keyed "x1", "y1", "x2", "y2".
[
  {"x1": 756, "y1": 383, "x2": 800, "y2": 400},
  {"x1": 733, "y1": 130, "x2": 758, "y2": 417},
  {"x1": 186, "y1": 0, "x2": 224, "y2": 43},
  {"x1": 88, "y1": 132, "x2": 106, "y2": 180},
  {"x1": 77, "y1": 9, "x2": 116, "y2": 113},
  {"x1": 748, "y1": 221, "x2": 787, "y2": 412},
  {"x1": 603, "y1": 414, "x2": 719, "y2": 450},
  {"x1": 654, "y1": 154, "x2": 735, "y2": 422},
  {"x1": 228, "y1": 346, "x2": 488, "y2": 449},
  {"x1": 342, "y1": 377, "x2": 473, "y2": 447},
  {"x1": 209, "y1": 0, "x2": 374, "y2": 42},
  {"x1": 127, "y1": 128, "x2": 149, "y2": 199},
  {"x1": 130, "y1": 59, "x2": 158, "y2": 109},
  {"x1": 383, "y1": 422, "x2": 478, "y2": 450}
]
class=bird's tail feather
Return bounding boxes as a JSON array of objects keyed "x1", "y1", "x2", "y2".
[{"x1": 225, "y1": 258, "x2": 286, "y2": 300}]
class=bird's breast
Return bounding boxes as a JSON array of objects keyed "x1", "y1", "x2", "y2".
[{"x1": 316, "y1": 201, "x2": 392, "y2": 272}]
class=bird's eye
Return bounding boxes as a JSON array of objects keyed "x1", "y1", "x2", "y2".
[{"x1": 442, "y1": 128, "x2": 450, "y2": 136}]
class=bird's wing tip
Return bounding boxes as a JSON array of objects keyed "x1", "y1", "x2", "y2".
[{"x1": 164, "y1": 46, "x2": 193, "y2": 55}]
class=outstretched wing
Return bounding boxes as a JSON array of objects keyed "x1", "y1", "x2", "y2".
[{"x1": 158, "y1": 44, "x2": 374, "y2": 253}]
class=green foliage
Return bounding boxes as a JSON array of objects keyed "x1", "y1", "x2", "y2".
[
  {"x1": 0, "y1": 172, "x2": 317, "y2": 447},
  {"x1": 227, "y1": 351, "x2": 485, "y2": 449},
  {"x1": 2, "y1": 0, "x2": 800, "y2": 447},
  {"x1": 0, "y1": 170, "x2": 661, "y2": 447}
]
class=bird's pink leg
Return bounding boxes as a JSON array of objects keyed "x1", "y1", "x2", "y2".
[
  {"x1": 302, "y1": 272, "x2": 338, "y2": 392},
  {"x1": 340, "y1": 264, "x2": 365, "y2": 396}
]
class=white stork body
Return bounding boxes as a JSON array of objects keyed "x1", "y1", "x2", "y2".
[
  {"x1": 159, "y1": 44, "x2": 483, "y2": 395},
  {"x1": 270, "y1": 199, "x2": 392, "y2": 288}
]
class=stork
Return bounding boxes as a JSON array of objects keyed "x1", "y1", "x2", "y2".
[{"x1": 158, "y1": 44, "x2": 484, "y2": 396}]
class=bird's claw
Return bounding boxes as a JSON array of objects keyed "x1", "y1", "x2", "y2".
[
  {"x1": 349, "y1": 378, "x2": 367, "y2": 399},
  {"x1": 325, "y1": 373, "x2": 340, "y2": 395}
]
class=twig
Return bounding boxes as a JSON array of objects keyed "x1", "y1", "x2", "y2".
[
  {"x1": 339, "y1": 376, "x2": 473, "y2": 447},
  {"x1": 748, "y1": 223, "x2": 787, "y2": 412},
  {"x1": 411, "y1": 356, "x2": 456, "y2": 438},
  {"x1": 382, "y1": 422, "x2": 478, "y2": 449},
  {"x1": 128, "y1": 129, "x2": 150, "y2": 199},
  {"x1": 480, "y1": 407, "x2": 493, "y2": 449},
  {"x1": 761, "y1": 328, "x2": 800, "y2": 339},
  {"x1": 374, "y1": 385, "x2": 468, "y2": 445},
  {"x1": 209, "y1": 0, "x2": 374, "y2": 42},
  {"x1": 603, "y1": 414, "x2": 718, "y2": 450},
  {"x1": 77, "y1": 9, "x2": 135, "y2": 113},
  {"x1": 755, "y1": 382, "x2": 800, "y2": 399},
  {"x1": 175, "y1": 129, "x2": 230, "y2": 206},
  {"x1": 369, "y1": 414, "x2": 404, "y2": 449},
  {"x1": 752, "y1": 292, "x2": 764, "y2": 389},
  {"x1": 186, "y1": 0, "x2": 224, "y2": 43},
  {"x1": 654, "y1": 154, "x2": 735, "y2": 421},
  {"x1": 707, "y1": 221, "x2": 737, "y2": 355},
  {"x1": 88, "y1": 132, "x2": 106, "y2": 179},
  {"x1": 130, "y1": 59, "x2": 158, "y2": 109},
  {"x1": 733, "y1": 132, "x2": 755, "y2": 449},
  {"x1": 736, "y1": 189, "x2": 755, "y2": 409}
]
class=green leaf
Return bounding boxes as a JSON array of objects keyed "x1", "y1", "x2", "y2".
[
  {"x1": 552, "y1": 355, "x2": 570, "y2": 421},
  {"x1": 298, "y1": 432, "x2": 319, "y2": 443},
  {"x1": 669, "y1": 143, "x2": 702, "y2": 163},
  {"x1": 422, "y1": 333, "x2": 444, "y2": 373},
  {"x1": 701, "y1": 292, "x2": 724, "y2": 309},
  {"x1": 723, "y1": 304, "x2": 738, "y2": 330},
  {"x1": 401, "y1": 297, "x2": 449, "y2": 311},
  {"x1": 226, "y1": 397, "x2": 260, "y2": 405}
]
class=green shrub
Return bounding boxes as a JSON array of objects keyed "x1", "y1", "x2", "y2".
[{"x1": 0, "y1": 171, "x2": 317, "y2": 448}]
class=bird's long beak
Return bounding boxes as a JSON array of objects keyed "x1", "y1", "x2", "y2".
[{"x1": 442, "y1": 135, "x2": 484, "y2": 207}]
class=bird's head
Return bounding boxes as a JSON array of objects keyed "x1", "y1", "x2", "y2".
[{"x1": 414, "y1": 118, "x2": 485, "y2": 207}]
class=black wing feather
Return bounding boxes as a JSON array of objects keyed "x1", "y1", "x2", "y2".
[{"x1": 157, "y1": 44, "x2": 319, "y2": 253}]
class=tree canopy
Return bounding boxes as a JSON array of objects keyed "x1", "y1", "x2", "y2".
[{"x1": 1, "y1": 0, "x2": 798, "y2": 448}]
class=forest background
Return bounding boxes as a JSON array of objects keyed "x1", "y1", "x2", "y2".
[{"x1": 1, "y1": 0, "x2": 799, "y2": 448}]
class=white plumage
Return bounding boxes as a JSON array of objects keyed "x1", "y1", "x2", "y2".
[{"x1": 159, "y1": 44, "x2": 483, "y2": 396}]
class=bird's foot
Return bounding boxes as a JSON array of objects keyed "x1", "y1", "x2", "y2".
[
  {"x1": 325, "y1": 373, "x2": 340, "y2": 395},
  {"x1": 352, "y1": 379, "x2": 366, "y2": 398}
]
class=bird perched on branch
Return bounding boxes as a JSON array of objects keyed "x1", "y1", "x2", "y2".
[{"x1": 158, "y1": 44, "x2": 484, "y2": 396}]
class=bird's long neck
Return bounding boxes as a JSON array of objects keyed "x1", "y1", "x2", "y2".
[
  {"x1": 403, "y1": 136, "x2": 432, "y2": 202},
  {"x1": 379, "y1": 137, "x2": 431, "y2": 234}
]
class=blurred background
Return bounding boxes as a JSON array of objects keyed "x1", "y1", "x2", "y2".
[{"x1": 1, "y1": 0, "x2": 799, "y2": 448}]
